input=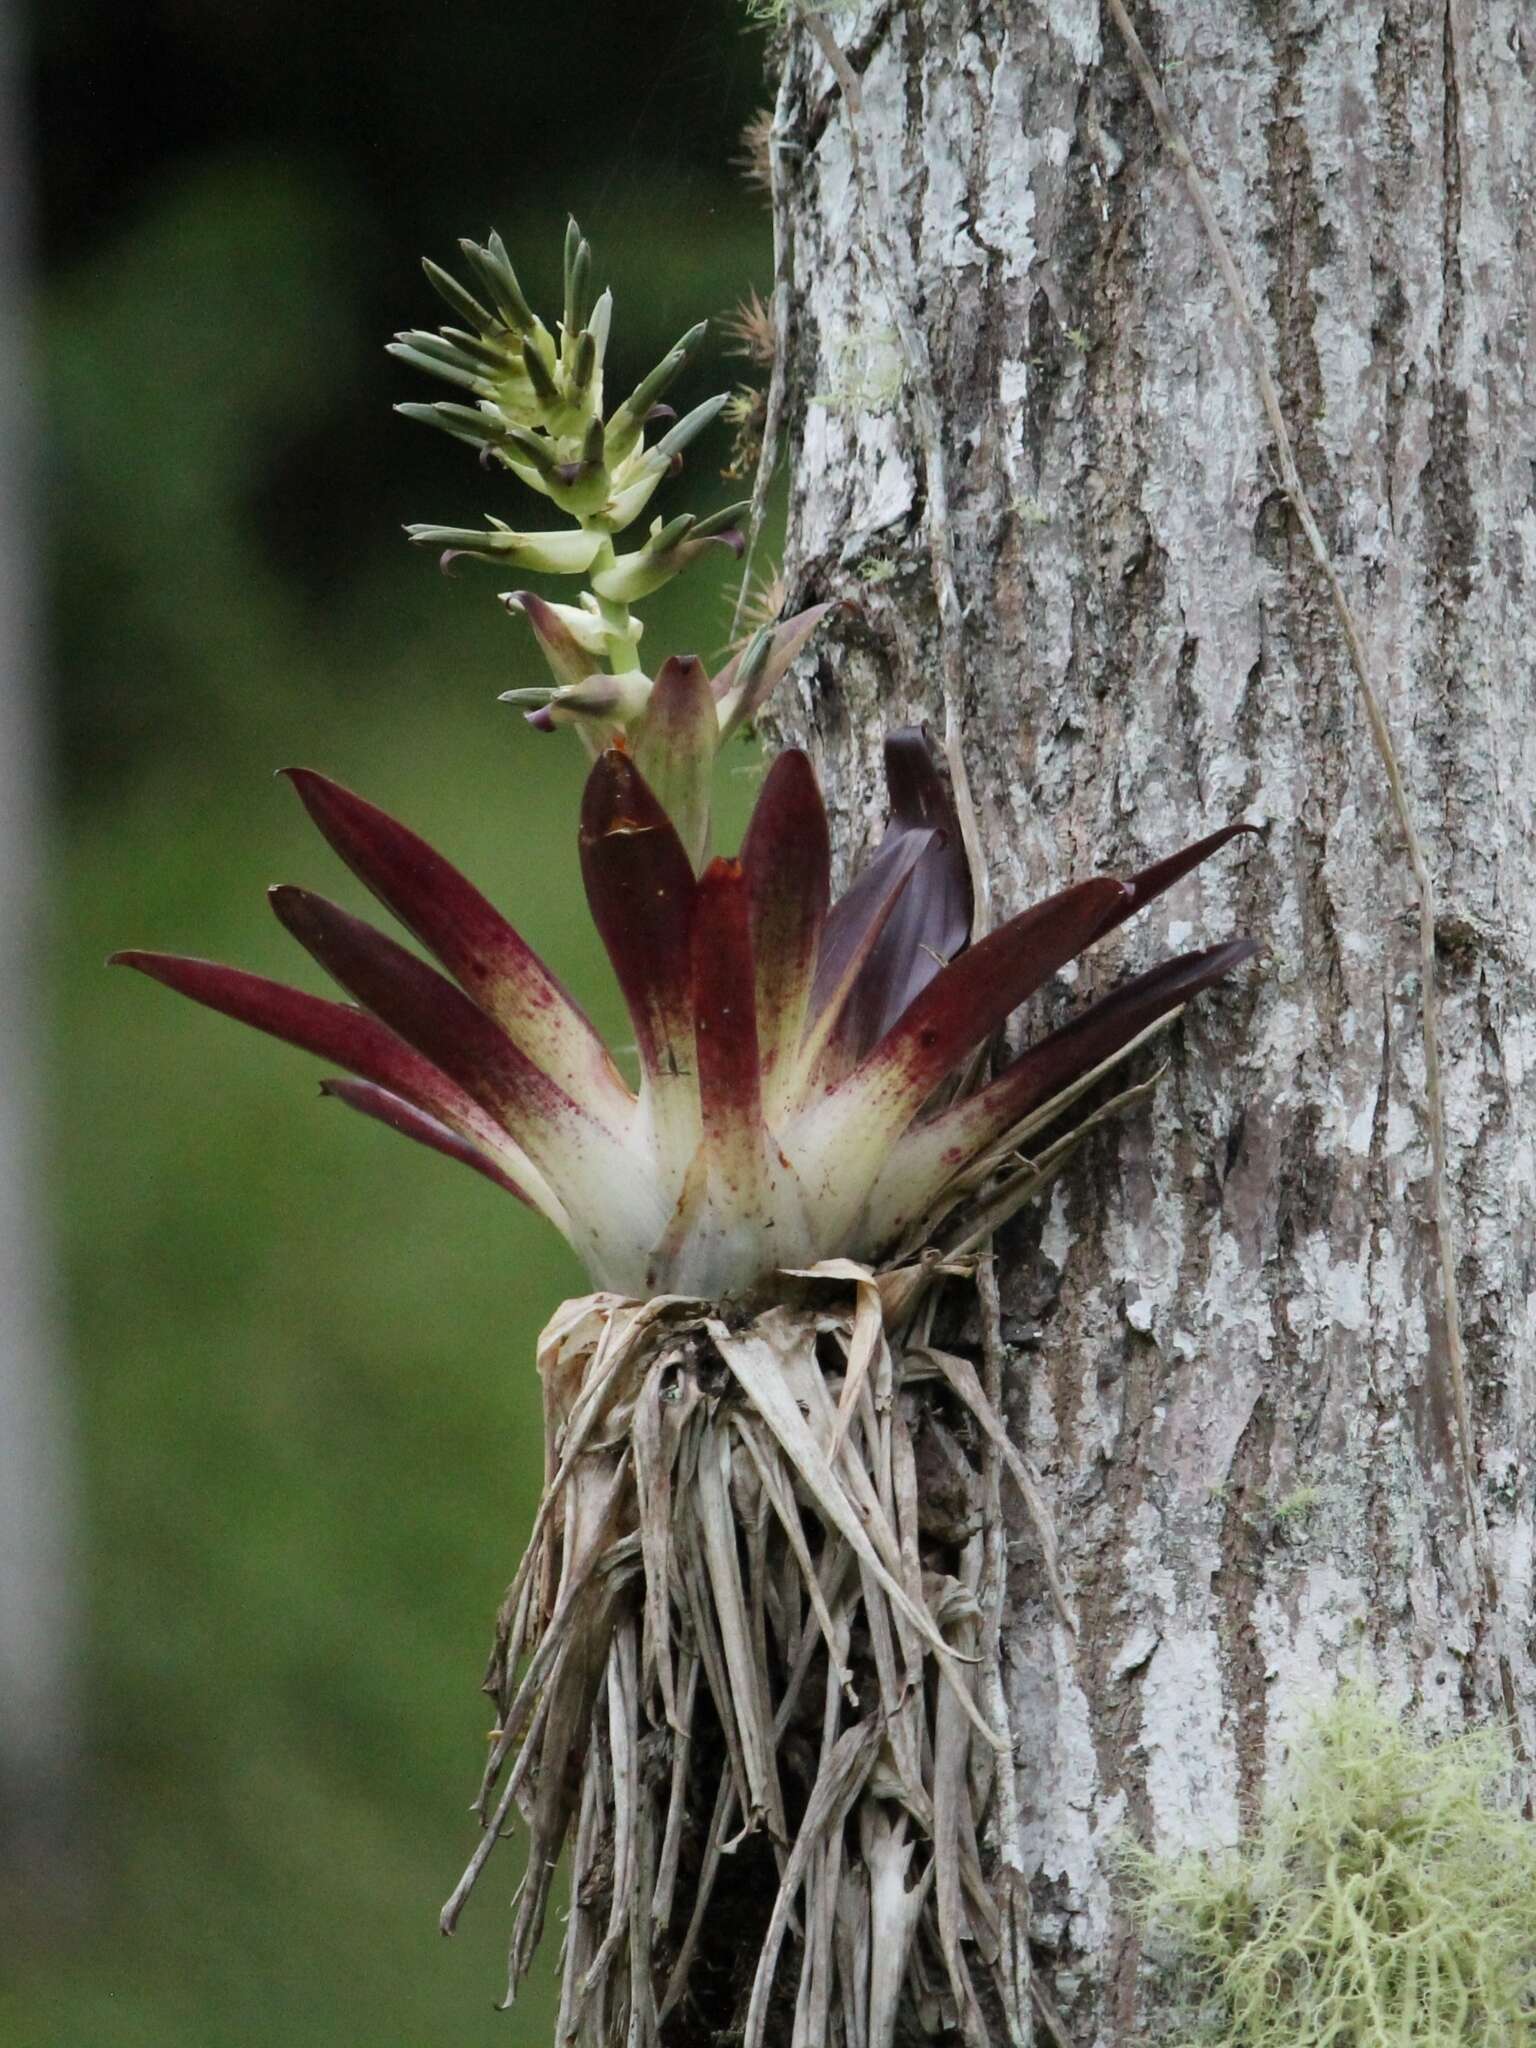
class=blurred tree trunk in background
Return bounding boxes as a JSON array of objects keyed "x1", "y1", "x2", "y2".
[
  {"x1": 0, "y1": 2, "x2": 78, "y2": 1908},
  {"x1": 769, "y1": 5, "x2": 1536, "y2": 2037}
]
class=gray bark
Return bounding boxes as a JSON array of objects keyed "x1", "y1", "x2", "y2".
[
  {"x1": 768, "y1": 3, "x2": 1536, "y2": 2037},
  {"x1": 0, "y1": 2, "x2": 79, "y2": 1895}
]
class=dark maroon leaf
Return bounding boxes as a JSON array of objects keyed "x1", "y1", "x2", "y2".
[
  {"x1": 857, "y1": 877, "x2": 1129, "y2": 1104},
  {"x1": 268, "y1": 885, "x2": 659, "y2": 1246},
  {"x1": 1094, "y1": 822, "x2": 1259, "y2": 939},
  {"x1": 281, "y1": 769, "x2": 627, "y2": 1115},
  {"x1": 801, "y1": 827, "x2": 936, "y2": 1089},
  {"x1": 864, "y1": 940, "x2": 1259, "y2": 1245},
  {"x1": 579, "y1": 750, "x2": 697, "y2": 1081},
  {"x1": 269, "y1": 885, "x2": 575, "y2": 1136},
  {"x1": 318, "y1": 1077, "x2": 536, "y2": 1203},
  {"x1": 738, "y1": 749, "x2": 830, "y2": 1107},
  {"x1": 793, "y1": 878, "x2": 1132, "y2": 1228},
  {"x1": 831, "y1": 727, "x2": 973, "y2": 1073},
  {"x1": 993, "y1": 938, "x2": 1260, "y2": 1116},
  {"x1": 691, "y1": 858, "x2": 763, "y2": 1144},
  {"x1": 109, "y1": 950, "x2": 508, "y2": 1154}
]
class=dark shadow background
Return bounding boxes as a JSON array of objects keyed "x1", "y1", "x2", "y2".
[{"x1": 9, "y1": 6, "x2": 776, "y2": 2041}]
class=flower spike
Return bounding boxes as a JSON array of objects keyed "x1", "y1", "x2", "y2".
[
  {"x1": 393, "y1": 227, "x2": 849, "y2": 870},
  {"x1": 396, "y1": 226, "x2": 843, "y2": 862}
]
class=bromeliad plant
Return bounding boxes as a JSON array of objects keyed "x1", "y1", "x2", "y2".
[
  {"x1": 112, "y1": 737, "x2": 1253, "y2": 1301},
  {"x1": 113, "y1": 224, "x2": 1259, "y2": 2047}
]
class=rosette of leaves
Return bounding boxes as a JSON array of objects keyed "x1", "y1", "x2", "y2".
[
  {"x1": 395, "y1": 221, "x2": 825, "y2": 864},
  {"x1": 112, "y1": 733, "x2": 1254, "y2": 1300}
]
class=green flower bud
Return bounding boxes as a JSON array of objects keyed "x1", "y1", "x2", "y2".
[
  {"x1": 591, "y1": 506, "x2": 747, "y2": 603},
  {"x1": 653, "y1": 392, "x2": 731, "y2": 461},
  {"x1": 386, "y1": 340, "x2": 487, "y2": 397},
  {"x1": 457, "y1": 234, "x2": 535, "y2": 333},
  {"x1": 587, "y1": 289, "x2": 614, "y2": 367},
  {"x1": 501, "y1": 590, "x2": 616, "y2": 689},
  {"x1": 394, "y1": 401, "x2": 510, "y2": 451},
  {"x1": 588, "y1": 451, "x2": 668, "y2": 533},
  {"x1": 604, "y1": 323, "x2": 708, "y2": 464},
  {"x1": 502, "y1": 669, "x2": 653, "y2": 735},
  {"x1": 420, "y1": 256, "x2": 495, "y2": 334},
  {"x1": 405, "y1": 520, "x2": 605, "y2": 575},
  {"x1": 521, "y1": 336, "x2": 561, "y2": 413},
  {"x1": 570, "y1": 330, "x2": 598, "y2": 398}
]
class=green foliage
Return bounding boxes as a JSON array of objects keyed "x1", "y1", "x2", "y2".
[{"x1": 1125, "y1": 1685, "x2": 1536, "y2": 2046}]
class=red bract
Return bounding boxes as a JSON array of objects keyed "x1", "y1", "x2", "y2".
[{"x1": 112, "y1": 735, "x2": 1256, "y2": 1297}]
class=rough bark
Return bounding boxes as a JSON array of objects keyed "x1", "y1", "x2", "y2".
[{"x1": 767, "y1": 3, "x2": 1536, "y2": 2038}]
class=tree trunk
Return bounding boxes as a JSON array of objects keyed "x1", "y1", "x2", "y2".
[
  {"x1": 0, "y1": 0, "x2": 79, "y2": 1904},
  {"x1": 768, "y1": 3, "x2": 1536, "y2": 2037}
]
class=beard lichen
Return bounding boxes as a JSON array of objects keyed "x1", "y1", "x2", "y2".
[{"x1": 1125, "y1": 1683, "x2": 1536, "y2": 2046}]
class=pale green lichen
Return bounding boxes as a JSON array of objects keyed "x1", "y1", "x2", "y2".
[
  {"x1": 811, "y1": 329, "x2": 905, "y2": 415},
  {"x1": 1124, "y1": 1684, "x2": 1536, "y2": 2046},
  {"x1": 1270, "y1": 1483, "x2": 1324, "y2": 1526}
]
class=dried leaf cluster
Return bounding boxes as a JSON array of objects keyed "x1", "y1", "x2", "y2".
[{"x1": 448, "y1": 1265, "x2": 1065, "y2": 2046}]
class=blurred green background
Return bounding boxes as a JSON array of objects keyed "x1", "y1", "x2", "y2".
[{"x1": 9, "y1": 5, "x2": 776, "y2": 2042}]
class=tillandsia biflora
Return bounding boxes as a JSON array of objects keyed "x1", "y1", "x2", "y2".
[{"x1": 111, "y1": 224, "x2": 1259, "y2": 2046}]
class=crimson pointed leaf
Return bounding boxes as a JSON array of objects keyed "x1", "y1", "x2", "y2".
[
  {"x1": 108, "y1": 949, "x2": 542, "y2": 1192},
  {"x1": 791, "y1": 876, "x2": 1130, "y2": 1241},
  {"x1": 832, "y1": 727, "x2": 972, "y2": 1072},
  {"x1": 861, "y1": 939, "x2": 1259, "y2": 1250},
  {"x1": 648, "y1": 858, "x2": 814, "y2": 1297},
  {"x1": 798, "y1": 825, "x2": 937, "y2": 1095},
  {"x1": 1093, "y1": 822, "x2": 1259, "y2": 939},
  {"x1": 281, "y1": 768, "x2": 628, "y2": 1118},
  {"x1": 692, "y1": 858, "x2": 764, "y2": 1145},
  {"x1": 318, "y1": 1077, "x2": 539, "y2": 1205},
  {"x1": 739, "y1": 749, "x2": 830, "y2": 1115},
  {"x1": 267, "y1": 885, "x2": 661, "y2": 1275},
  {"x1": 578, "y1": 749, "x2": 700, "y2": 1190}
]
